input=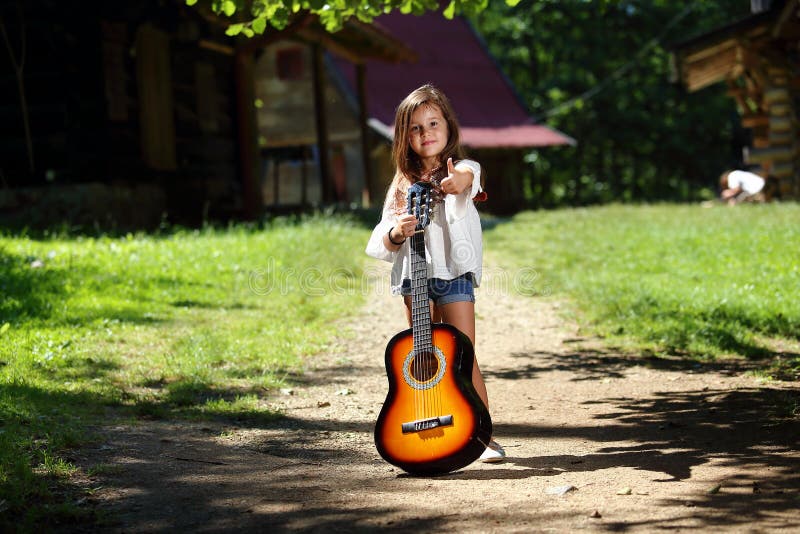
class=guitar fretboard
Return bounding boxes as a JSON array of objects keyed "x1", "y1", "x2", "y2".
[{"x1": 410, "y1": 232, "x2": 433, "y2": 354}]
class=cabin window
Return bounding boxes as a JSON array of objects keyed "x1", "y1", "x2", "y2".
[{"x1": 276, "y1": 47, "x2": 305, "y2": 81}]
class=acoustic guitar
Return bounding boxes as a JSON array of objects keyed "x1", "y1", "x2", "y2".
[{"x1": 374, "y1": 181, "x2": 492, "y2": 475}]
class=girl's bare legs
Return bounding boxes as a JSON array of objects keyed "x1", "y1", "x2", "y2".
[
  {"x1": 402, "y1": 297, "x2": 489, "y2": 410},
  {"x1": 437, "y1": 301, "x2": 489, "y2": 410}
]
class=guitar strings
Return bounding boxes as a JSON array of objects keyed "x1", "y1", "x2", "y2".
[
  {"x1": 409, "y1": 216, "x2": 444, "y2": 425},
  {"x1": 411, "y1": 234, "x2": 425, "y2": 421}
]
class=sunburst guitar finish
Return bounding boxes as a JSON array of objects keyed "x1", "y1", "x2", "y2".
[
  {"x1": 375, "y1": 323, "x2": 492, "y2": 474},
  {"x1": 374, "y1": 181, "x2": 492, "y2": 475}
]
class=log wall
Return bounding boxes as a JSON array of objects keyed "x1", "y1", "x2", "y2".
[{"x1": 745, "y1": 66, "x2": 798, "y2": 198}]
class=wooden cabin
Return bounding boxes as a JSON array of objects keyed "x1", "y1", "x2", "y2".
[
  {"x1": 0, "y1": 1, "x2": 412, "y2": 228},
  {"x1": 671, "y1": 0, "x2": 800, "y2": 198}
]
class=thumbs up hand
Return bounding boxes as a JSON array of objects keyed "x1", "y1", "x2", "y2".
[{"x1": 439, "y1": 158, "x2": 472, "y2": 195}]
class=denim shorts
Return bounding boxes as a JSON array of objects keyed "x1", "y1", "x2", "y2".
[{"x1": 400, "y1": 273, "x2": 475, "y2": 306}]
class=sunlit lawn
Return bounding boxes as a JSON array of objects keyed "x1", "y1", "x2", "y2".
[
  {"x1": 486, "y1": 203, "x2": 800, "y2": 369},
  {"x1": 0, "y1": 216, "x2": 371, "y2": 527},
  {"x1": 2, "y1": 203, "x2": 799, "y2": 528}
]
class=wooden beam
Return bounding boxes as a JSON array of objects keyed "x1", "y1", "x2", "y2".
[
  {"x1": 727, "y1": 86, "x2": 763, "y2": 103},
  {"x1": 772, "y1": 0, "x2": 800, "y2": 38},
  {"x1": 237, "y1": 14, "x2": 314, "y2": 55},
  {"x1": 726, "y1": 82, "x2": 751, "y2": 111},
  {"x1": 769, "y1": 102, "x2": 793, "y2": 115},
  {"x1": 234, "y1": 49, "x2": 261, "y2": 219},
  {"x1": 297, "y1": 27, "x2": 363, "y2": 65},
  {"x1": 311, "y1": 42, "x2": 333, "y2": 203},
  {"x1": 356, "y1": 63, "x2": 373, "y2": 207},
  {"x1": 296, "y1": 18, "x2": 416, "y2": 65},
  {"x1": 683, "y1": 39, "x2": 738, "y2": 63},
  {"x1": 766, "y1": 65, "x2": 790, "y2": 84},
  {"x1": 741, "y1": 114, "x2": 769, "y2": 128},
  {"x1": 742, "y1": 115, "x2": 769, "y2": 128},
  {"x1": 752, "y1": 137, "x2": 770, "y2": 148},
  {"x1": 678, "y1": 21, "x2": 774, "y2": 92},
  {"x1": 686, "y1": 69, "x2": 731, "y2": 91},
  {"x1": 683, "y1": 47, "x2": 738, "y2": 91},
  {"x1": 772, "y1": 161, "x2": 794, "y2": 178},
  {"x1": 747, "y1": 146, "x2": 795, "y2": 164},
  {"x1": 764, "y1": 87, "x2": 791, "y2": 105},
  {"x1": 742, "y1": 55, "x2": 769, "y2": 93},
  {"x1": 198, "y1": 39, "x2": 234, "y2": 56},
  {"x1": 768, "y1": 130, "x2": 794, "y2": 144},
  {"x1": 769, "y1": 115, "x2": 794, "y2": 132}
]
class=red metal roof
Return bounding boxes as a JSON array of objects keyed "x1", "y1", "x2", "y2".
[
  {"x1": 460, "y1": 125, "x2": 574, "y2": 148},
  {"x1": 330, "y1": 11, "x2": 575, "y2": 148}
]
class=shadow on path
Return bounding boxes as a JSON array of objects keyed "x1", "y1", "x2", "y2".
[{"x1": 70, "y1": 320, "x2": 799, "y2": 532}]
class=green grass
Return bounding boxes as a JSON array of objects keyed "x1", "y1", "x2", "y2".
[
  {"x1": 486, "y1": 203, "x2": 800, "y2": 365},
  {"x1": 0, "y1": 215, "x2": 370, "y2": 529},
  {"x1": 3, "y1": 203, "x2": 799, "y2": 527}
]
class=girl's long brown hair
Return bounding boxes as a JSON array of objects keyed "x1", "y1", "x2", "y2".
[{"x1": 387, "y1": 84, "x2": 466, "y2": 210}]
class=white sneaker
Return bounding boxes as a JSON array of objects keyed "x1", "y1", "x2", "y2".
[{"x1": 479, "y1": 440, "x2": 506, "y2": 463}]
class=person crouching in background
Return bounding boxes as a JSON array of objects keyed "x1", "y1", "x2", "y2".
[{"x1": 719, "y1": 169, "x2": 779, "y2": 205}]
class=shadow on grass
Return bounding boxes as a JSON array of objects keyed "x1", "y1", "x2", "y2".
[
  {"x1": 0, "y1": 249, "x2": 250, "y2": 327},
  {"x1": 170, "y1": 299, "x2": 259, "y2": 310},
  {"x1": 648, "y1": 311, "x2": 799, "y2": 361},
  {"x1": 122, "y1": 378, "x2": 284, "y2": 425},
  {"x1": 0, "y1": 249, "x2": 68, "y2": 322},
  {"x1": 587, "y1": 294, "x2": 800, "y2": 362},
  {"x1": 0, "y1": 368, "x2": 288, "y2": 531},
  {"x1": 0, "y1": 249, "x2": 173, "y2": 326},
  {"x1": 0, "y1": 378, "x2": 121, "y2": 531}
]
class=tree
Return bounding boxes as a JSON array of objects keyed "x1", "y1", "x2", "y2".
[
  {"x1": 0, "y1": 1, "x2": 33, "y2": 174},
  {"x1": 471, "y1": 0, "x2": 752, "y2": 206},
  {"x1": 185, "y1": 0, "x2": 517, "y2": 34}
]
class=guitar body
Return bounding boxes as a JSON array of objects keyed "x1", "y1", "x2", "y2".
[{"x1": 374, "y1": 322, "x2": 492, "y2": 475}]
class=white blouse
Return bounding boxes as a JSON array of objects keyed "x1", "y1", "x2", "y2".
[
  {"x1": 365, "y1": 159, "x2": 483, "y2": 295},
  {"x1": 727, "y1": 170, "x2": 765, "y2": 194}
]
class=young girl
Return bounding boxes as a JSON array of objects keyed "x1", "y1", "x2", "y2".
[{"x1": 365, "y1": 84, "x2": 504, "y2": 463}]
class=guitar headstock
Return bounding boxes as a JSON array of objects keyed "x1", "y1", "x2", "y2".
[{"x1": 407, "y1": 181, "x2": 434, "y2": 231}]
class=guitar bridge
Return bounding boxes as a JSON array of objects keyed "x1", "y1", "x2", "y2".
[{"x1": 401, "y1": 415, "x2": 454, "y2": 434}]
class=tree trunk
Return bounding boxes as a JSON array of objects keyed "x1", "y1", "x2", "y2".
[{"x1": 1, "y1": 2, "x2": 34, "y2": 175}]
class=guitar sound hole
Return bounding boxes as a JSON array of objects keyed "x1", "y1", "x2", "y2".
[{"x1": 410, "y1": 351, "x2": 439, "y2": 382}]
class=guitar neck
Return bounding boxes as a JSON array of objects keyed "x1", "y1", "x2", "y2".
[{"x1": 410, "y1": 232, "x2": 432, "y2": 351}]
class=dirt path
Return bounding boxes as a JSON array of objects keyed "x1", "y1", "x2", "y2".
[{"x1": 77, "y1": 261, "x2": 799, "y2": 532}]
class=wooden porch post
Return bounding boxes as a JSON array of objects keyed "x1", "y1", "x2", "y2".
[
  {"x1": 229, "y1": 14, "x2": 315, "y2": 216},
  {"x1": 356, "y1": 63, "x2": 373, "y2": 207},
  {"x1": 234, "y1": 48, "x2": 261, "y2": 219},
  {"x1": 311, "y1": 43, "x2": 333, "y2": 203}
]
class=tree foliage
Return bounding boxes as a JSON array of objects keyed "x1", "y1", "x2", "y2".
[
  {"x1": 471, "y1": 0, "x2": 753, "y2": 206},
  {"x1": 186, "y1": 0, "x2": 515, "y2": 34}
]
